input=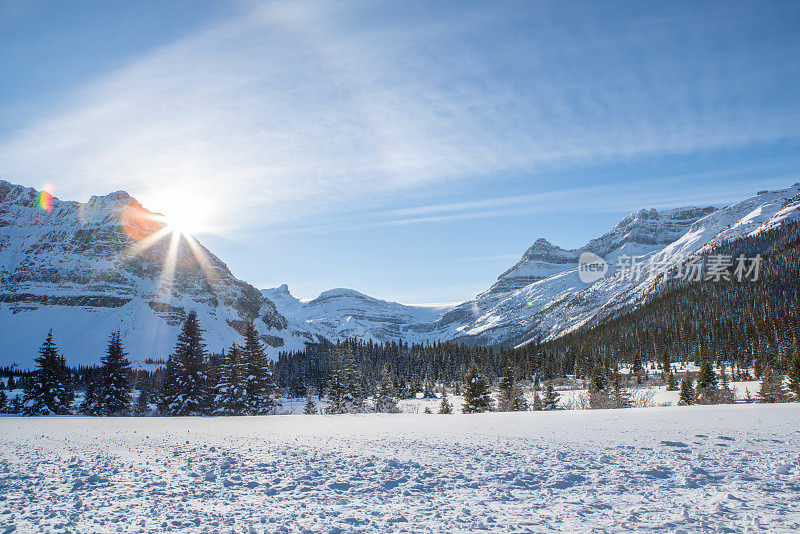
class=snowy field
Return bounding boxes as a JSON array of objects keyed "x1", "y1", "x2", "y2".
[{"x1": 1, "y1": 404, "x2": 799, "y2": 533}]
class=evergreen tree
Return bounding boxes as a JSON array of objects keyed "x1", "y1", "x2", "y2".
[
  {"x1": 98, "y1": 331, "x2": 132, "y2": 416},
  {"x1": 758, "y1": 365, "x2": 788, "y2": 403},
  {"x1": 588, "y1": 367, "x2": 609, "y2": 409},
  {"x1": 438, "y1": 386, "x2": 452, "y2": 414},
  {"x1": 678, "y1": 376, "x2": 695, "y2": 405},
  {"x1": 532, "y1": 390, "x2": 543, "y2": 411},
  {"x1": 542, "y1": 383, "x2": 560, "y2": 410},
  {"x1": 23, "y1": 330, "x2": 74, "y2": 415},
  {"x1": 303, "y1": 389, "x2": 317, "y2": 414},
  {"x1": 134, "y1": 387, "x2": 151, "y2": 416},
  {"x1": 609, "y1": 369, "x2": 632, "y2": 409},
  {"x1": 325, "y1": 348, "x2": 346, "y2": 414},
  {"x1": 717, "y1": 364, "x2": 735, "y2": 404},
  {"x1": 161, "y1": 311, "x2": 208, "y2": 416},
  {"x1": 666, "y1": 372, "x2": 678, "y2": 391},
  {"x1": 325, "y1": 346, "x2": 363, "y2": 413},
  {"x1": 242, "y1": 322, "x2": 278, "y2": 415},
  {"x1": 0, "y1": 389, "x2": 7, "y2": 412},
  {"x1": 79, "y1": 376, "x2": 100, "y2": 415},
  {"x1": 497, "y1": 366, "x2": 528, "y2": 411},
  {"x1": 462, "y1": 362, "x2": 493, "y2": 413},
  {"x1": 215, "y1": 344, "x2": 248, "y2": 415},
  {"x1": 374, "y1": 371, "x2": 399, "y2": 413},
  {"x1": 788, "y1": 348, "x2": 800, "y2": 401},
  {"x1": 695, "y1": 359, "x2": 718, "y2": 404},
  {"x1": 7, "y1": 375, "x2": 15, "y2": 390}
]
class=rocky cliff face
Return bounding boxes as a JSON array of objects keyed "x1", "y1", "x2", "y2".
[{"x1": 0, "y1": 180, "x2": 312, "y2": 368}]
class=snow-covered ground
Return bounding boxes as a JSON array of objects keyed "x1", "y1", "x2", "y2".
[{"x1": 1, "y1": 404, "x2": 799, "y2": 533}]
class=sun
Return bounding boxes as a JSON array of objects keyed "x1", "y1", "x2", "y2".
[
  {"x1": 161, "y1": 204, "x2": 204, "y2": 236},
  {"x1": 146, "y1": 192, "x2": 210, "y2": 237}
]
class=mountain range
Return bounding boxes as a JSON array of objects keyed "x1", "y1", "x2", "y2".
[{"x1": 2, "y1": 178, "x2": 799, "y2": 368}]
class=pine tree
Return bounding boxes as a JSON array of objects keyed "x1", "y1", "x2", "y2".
[
  {"x1": 666, "y1": 372, "x2": 678, "y2": 391},
  {"x1": 303, "y1": 389, "x2": 317, "y2": 414},
  {"x1": 497, "y1": 366, "x2": 528, "y2": 411},
  {"x1": 695, "y1": 359, "x2": 718, "y2": 404},
  {"x1": 215, "y1": 344, "x2": 248, "y2": 415},
  {"x1": 678, "y1": 376, "x2": 694, "y2": 405},
  {"x1": 718, "y1": 364, "x2": 735, "y2": 404},
  {"x1": 325, "y1": 346, "x2": 363, "y2": 413},
  {"x1": 758, "y1": 365, "x2": 788, "y2": 403},
  {"x1": 134, "y1": 387, "x2": 151, "y2": 416},
  {"x1": 23, "y1": 330, "x2": 74, "y2": 415},
  {"x1": 462, "y1": 362, "x2": 493, "y2": 413},
  {"x1": 438, "y1": 386, "x2": 452, "y2": 414},
  {"x1": 542, "y1": 383, "x2": 560, "y2": 410},
  {"x1": 609, "y1": 369, "x2": 632, "y2": 409},
  {"x1": 161, "y1": 311, "x2": 208, "y2": 416},
  {"x1": 0, "y1": 389, "x2": 7, "y2": 412},
  {"x1": 532, "y1": 390, "x2": 543, "y2": 411},
  {"x1": 242, "y1": 322, "x2": 278, "y2": 415},
  {"x1": 341, "y1": 346, "x2": 364, "y2": 412},
  {"x1": 374, "y1": 371, "x2": 399, "y2": 413},
  {"x1": 588, "y1": 366, "x2": 609, "y2": 409},
  {"x1": 79, "y1": 376, "x2": 100, "y2": 415},
  {"x1": 788, "y1": 348, "x2": 800, "y2": 401},
  {"x1": 98, "y1": 332, "x2": 132, "y2": 416}
]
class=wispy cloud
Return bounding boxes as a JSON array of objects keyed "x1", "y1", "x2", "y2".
[
  {"x1": 274, "y1": 167, "x2": 797, "y2": 235},
  {"x1": 0, "y1": 0, "x2": 798, "y2": 234}
]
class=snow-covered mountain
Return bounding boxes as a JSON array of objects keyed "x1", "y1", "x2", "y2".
[
  {"x1": 3, "y1": 179, "x2": 798, "y2": 367},
  {"x1": 0, "y1": 180, "x2": 315, "y2": 369},
  {"x1": 445, "y1": 184, "x2": 800, "y2": 347},
  {"x1": 261, "y1": 285, "x2": 446, "y2": 343},
  {"x1": 263, "y1": 184, "x2": 800, "y2": 348}
]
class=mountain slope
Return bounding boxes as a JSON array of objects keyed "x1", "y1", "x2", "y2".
[{"x1": 0, "y1": 180, "x2": 314, "y2": 368}]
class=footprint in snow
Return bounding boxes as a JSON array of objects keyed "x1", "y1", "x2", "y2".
[{"x1": 659, "y1": 441, "x2": 690, "y2": 448}]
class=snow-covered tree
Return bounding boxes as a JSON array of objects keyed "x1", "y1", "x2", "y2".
[
  {"x1": 609, "y1": 369, "x2": 632, "y2": 409},
  {"x1": 215, "y1": 344, "x2": 248, "y2": 415},
  {"x1": 666, "y1": 372, "x2": 678, "y2": 391},
  {"x1": 678, "y1": 376, "x2": 694, "y2": 405},
  {"x1": 497, "y1": 366, "x2": 528, "y2": 411},
  {"x1": 23, "y1": 330, "x2": 74, "y2": 415},
  {"x1": 758, "y1": 365, "x2": 788, "y2": 403},
  {"x1": 133, "y1": 387, "x2": 151, "y2": 417},
  {"x1": 99, "y1": 331, "x2": 132, "y2": 416},
  {"x1": 242, "y1": 322, "x2": 278, "y2": 415},
  {"x1": 79, "y1": 376, "x2": 100, "y2": 415},
  {"x1": 374, "y1": 371, "x2": 399, "y2": 413},
  {"x1": 532, "y1": 390, "x2": 543, "y2": 411},
  {"x1": 325, "y1": 346, "x2": 363, "y2": 414},
  {"x1": 303, "y1": 389, "x2": 317, "y2": 414},
  {"x1": 438, "y1": 386, "x2": 452, "y2": 414},
  {"x1": 161, "y1": 311, "x2": 208, "y2": 416},
  {"x1": 462, "y1": 362, "x2": 493, "y2": 413},
  {"x1": 695, "y1": 359, "x2": 718, "y2": 404},
  {"x1": 542, "y1": 383, "x2": 560, "y2": 410}
]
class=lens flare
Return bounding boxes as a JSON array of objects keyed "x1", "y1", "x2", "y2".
[{"x1": 38, "y1": 184, "x2": 55, "y2": 212}]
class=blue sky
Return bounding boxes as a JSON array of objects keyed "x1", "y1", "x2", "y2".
[{"x1": 1, "y1": 0, "x2": 799, "y2": 304}]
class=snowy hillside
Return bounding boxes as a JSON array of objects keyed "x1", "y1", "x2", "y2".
[
  {"x1": 0, "y1": 180, "x2": 314, "y2": 369},
  {"x1": 262, "y1": 285, "x2": 447, "y2": 343},
  {"x1": 2, "y1": 404, "x2": 798, "y2": 532}
]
